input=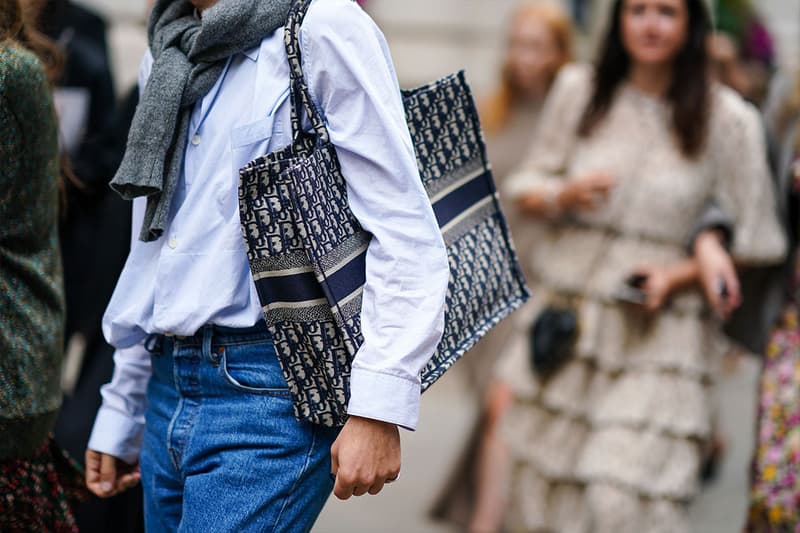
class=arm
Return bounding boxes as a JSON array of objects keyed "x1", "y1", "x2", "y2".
[
  {"x1": 301, "y1": 0, "x2": 449, "y2": 498},
  {"x1": 669, "y1": 95, "x2": 787, "y2": 319},
  {"x1": 684, "y1": 204, "x2": 740, "y2": 318},
  {"x1": 85, "y1": 343, "x2": 150, "y2": 497},
  {"x1": 634, "y1": 222, "x2": 740, "y2": 316},
  {"x1": 693, "y1": 229, "x2": 741, "y2": 318},
  {"x1": 84, "y1": 51, "x2": 154, "y2": 498}
]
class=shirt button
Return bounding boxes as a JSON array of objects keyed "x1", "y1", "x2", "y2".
[
  {"x1": 191, "y1": 135, "x2": 201, "y2": 146},
  {"x1": 168, "y1": 237, "x2": 178, "y2": 249}
]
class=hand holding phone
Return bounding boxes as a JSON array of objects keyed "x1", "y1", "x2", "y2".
[
  {"x1": 612, "y1": 274, "x2": 648, "y2": 305},
  {"x1": 718, "y1": 277, "x2": 729, "y2": 302}
]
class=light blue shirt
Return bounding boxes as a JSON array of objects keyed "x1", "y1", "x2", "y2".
[{"x1": 89, "y1": 0, "x2": 449, "y2": 463}]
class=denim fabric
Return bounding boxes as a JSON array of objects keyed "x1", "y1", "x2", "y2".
[{"x1": 140, "y1": 323, "x2": 338, "y2": 533}]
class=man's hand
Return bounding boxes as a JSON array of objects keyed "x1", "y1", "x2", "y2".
[
  {"x1": 330, "y1": 416, "x2": 400, "y2": 500},
  {"x1": 85, "y1": 449, "x2": 141, "y2": 498}
]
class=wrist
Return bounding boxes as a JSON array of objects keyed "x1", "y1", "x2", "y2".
[
  {"x1": 694, "y1": 230, "x2": 726, "y2": 257},
  {"x1": 348, "y1": 415, "x2": 396, "y2": 429},
  {"x1": 666, "y1": 260, "x2": 700, "y2": 293}
]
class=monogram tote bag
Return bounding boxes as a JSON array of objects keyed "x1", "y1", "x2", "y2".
[{"x1": 238, "y1": 0, "x2": 529, "y2": 427}]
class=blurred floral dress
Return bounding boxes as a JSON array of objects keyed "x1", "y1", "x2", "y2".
[
  {"x1": 0, "y1": 438, "x2": 89, "y2": 533},
  {"x1": 747, "y1": 162, "x2": 800, "y2": 532}
]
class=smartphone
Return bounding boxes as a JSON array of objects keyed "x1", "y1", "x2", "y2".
[
  {"x1": 612, "y1": 274, "x2": 648, "y2": 305},
  {"x1": 718, "y1": 278, "x2": 729, "y2": 302}
]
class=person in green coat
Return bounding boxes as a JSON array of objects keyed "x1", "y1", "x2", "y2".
[{"x1": 0, "y1": 0, "x2": 87, "y2": 530}]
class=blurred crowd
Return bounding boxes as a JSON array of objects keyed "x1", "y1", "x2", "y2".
[{"x1": 2, "y1": 0, "x2": 800, "y2": 532}]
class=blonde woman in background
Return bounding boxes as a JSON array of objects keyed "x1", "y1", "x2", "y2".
[
  {"x1": 431, "y1": 3, "x2": 574, "y2": 532},
  {"x1": 496, "y1": 0, "x2": 785, "y2": 531},
  {"x1": 470, "y1": 1, "x2": 574, "y2": 380}
]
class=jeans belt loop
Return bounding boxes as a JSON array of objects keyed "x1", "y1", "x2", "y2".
[
  {"x1": 144, "y1": 333, "x2": 164, "y2": 355},
  {"x1": 202, "y1": 324, "x2": 215, "y2": 363}
]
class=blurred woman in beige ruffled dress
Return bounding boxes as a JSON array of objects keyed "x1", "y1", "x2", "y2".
[{"x1": 496, "y1": 0, "x2": 786, "y2": 531}]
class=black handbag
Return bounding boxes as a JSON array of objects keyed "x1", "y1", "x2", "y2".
[{"x1": 529, "y1": 304, "x2": 579, "y2": 377}]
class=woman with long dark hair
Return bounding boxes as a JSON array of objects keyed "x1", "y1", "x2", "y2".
[
  {"x1": 496, "y1": 0, "x2": 785, "y2": 530},
  {"x1": 0, "y1": 0, "x2": 88, "y2": 530}
]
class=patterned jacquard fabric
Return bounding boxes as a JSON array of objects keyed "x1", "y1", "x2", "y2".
[
  {"x1": 238, "y1": 0, "x2": 529, "y2": 427},
  {"x1": 0, "y1": 438, "x2": 89, "y2": 533}
]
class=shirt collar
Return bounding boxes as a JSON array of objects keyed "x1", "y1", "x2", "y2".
[{"x1": 241, "y1": 46, "x2": 260, "y2": 62}]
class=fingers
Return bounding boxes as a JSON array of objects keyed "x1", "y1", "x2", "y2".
[
  {"x1": 579, "y1": 182, "x2": 614, "y2": 210},
  {"x1": 332, "y1": 476, "x2": 349, "y2": 500},
  {"x1": 85, "y1": 449, "x2": 103, "y2": 496},
  {"x1": 645, "y1": 293, "x2": 665, "y2": 313},
  {"x1": 575, "y1": 190, "x2": 607, "y2": 211},
  {"x1": 710, "y1": 268, "x2": 741, "y2": 320},
  {"x1": 333, "y1": 469, "x2": 399, "y2": 500},
  {"x1": 330, "y1": 440, "x2": 339, "y2": 479},
  {"x1": 332, "y1": 468, "x2": 372, "y2": 500},
  {"x1": 117, "y1": 464, "x2": 142, "y2": 493},
  {"x1": 367, "y1": 479, "x2": 385, "y2": 496},
  {"x1": 642, "y1": 284, "x2": 661, "y2": 312},
  {"x1": 85, "y1": 450, "x2": 141, "y2": 498},
  {"x1": 723, "y1": 269, "x2": 742, "y2": 311},
  {"x1": 703, "y1": 281, "x2": 725, "y2": 319},
  {"x1": 86, "y1": 450, "x2": 118, "y2": 498},
  {"x1": 99, "y1": 452, "x2": 119, "y2": 496},
  {"x1": 584, "y1": 172, "x2": 616, "y2": 193},
  {"x1": 333, "y1": 473, "x2": 360, "y2": 500}
]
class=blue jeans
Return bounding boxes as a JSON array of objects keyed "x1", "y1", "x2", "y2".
[{"x1": 140, "y1": 323, "x2": 339, "y2": 533}]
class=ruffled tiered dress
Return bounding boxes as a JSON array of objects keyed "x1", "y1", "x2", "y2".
[{"x1": 498, "y1": 64, "x2": 787, "y2": 533}]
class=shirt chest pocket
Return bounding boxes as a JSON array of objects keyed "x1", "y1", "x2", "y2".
[
  {"x1": 230, "y1": 113, "x2": 281, "y2": 176},
  {"x1": 229, "y1": 88, "x2": 291, "y2": 176}
]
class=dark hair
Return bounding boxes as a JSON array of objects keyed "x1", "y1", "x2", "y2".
[
  {"x1": 0, "y1": 0, "x2": 24, "y2": 42},
  {"x1": 1, "y1": 0, "x2": 63, "y2": 81},
  {"x1": 2, "y1": 0, "x2": 75, "y2": 211},
  {"x1": 578, "y1": 0, "x2": 712, "y2": 158}
]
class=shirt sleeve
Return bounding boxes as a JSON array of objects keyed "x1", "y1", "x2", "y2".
[
  {"x1": 87, "y1": 343, "x2": 151, "y2": 464},
  {"x1": 300, "y1": 0, "x2": 449, "y2": 430},
  {"x1": 85, "y1": 51, "x2": 156, "y2": 464}
]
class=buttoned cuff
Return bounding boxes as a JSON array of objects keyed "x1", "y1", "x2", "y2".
[
  {"x1": 87, "y1": 406, "x2": 144, "y2": 465},
  {"x1": 346, "y1": 367, "x2": 422, "y2": 431}
]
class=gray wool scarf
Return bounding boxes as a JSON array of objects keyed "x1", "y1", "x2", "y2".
[{"x1": 111, "y1": 0, "x2": 293, "y2": 242}]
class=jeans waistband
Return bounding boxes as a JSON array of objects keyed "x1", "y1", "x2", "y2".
[{"x1": 144, "y1": 321, "x2": 271, "y2": 354}]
